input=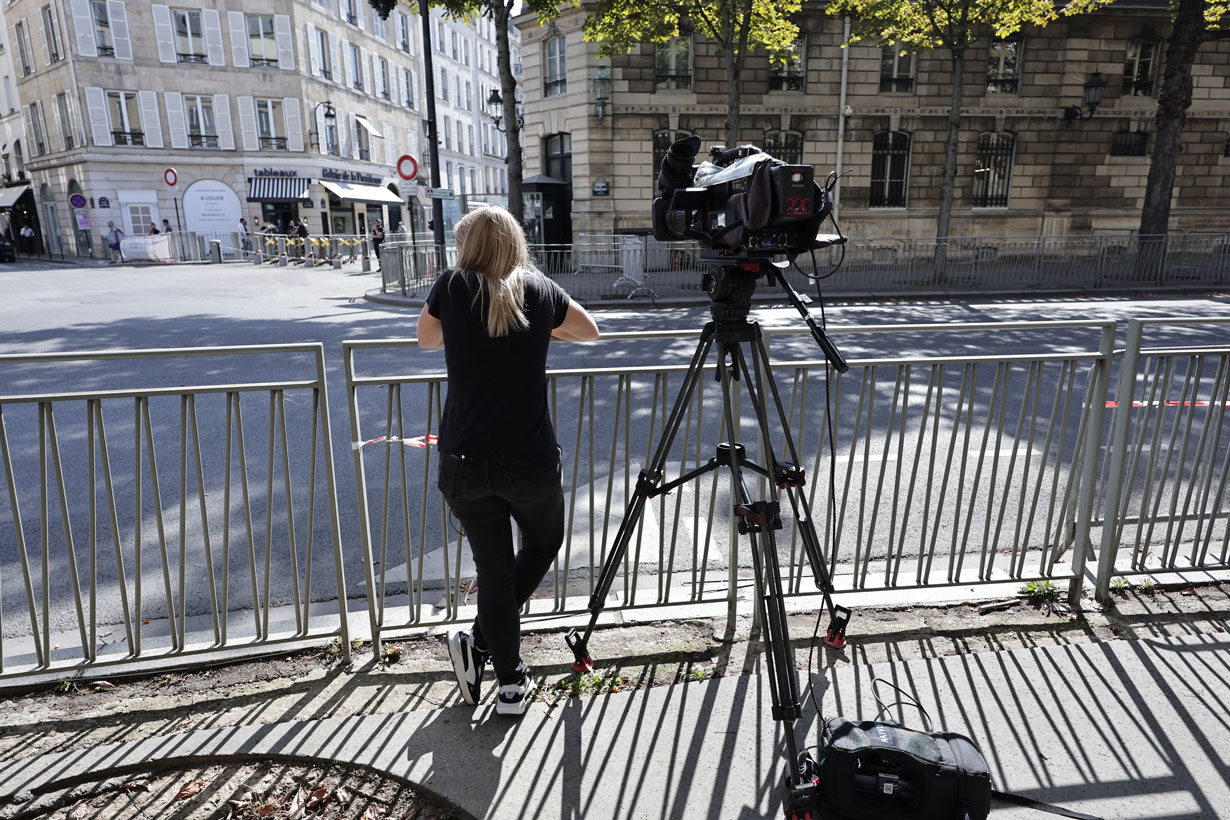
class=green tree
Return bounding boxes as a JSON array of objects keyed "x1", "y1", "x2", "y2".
[
  {"x1": 584, "y1": 0, "x2": 801, "y2": 149},
  {"x1": 1077, "y1": 0, "x2": 1228, "y2": 236},
  {"x1": 371, "y1": 0, "x2": 574, "y2": 223},
  {"x1": 825, "y1": 0, "x2": 1100, "y2": 254}
]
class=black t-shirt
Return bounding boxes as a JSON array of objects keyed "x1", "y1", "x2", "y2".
[{"x1": 425, "y1": 269, "x2": 571, "y2": 459}]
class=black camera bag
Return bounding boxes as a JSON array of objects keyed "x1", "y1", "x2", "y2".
[{"x1": 816, "y1": 716, "x2": 991, "y2": 820}]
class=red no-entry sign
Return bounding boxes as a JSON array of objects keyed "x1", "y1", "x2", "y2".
[
  {"x1": 164, "y1": 167, "x2": 178, "y2": 187},
  {"x1": 396, "y1": 155, "x2": 418, "y2": 181}
]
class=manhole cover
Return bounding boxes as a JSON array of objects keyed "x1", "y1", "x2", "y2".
[{"x1": 27, "y1": 760, "x2": 466, "y2": 820}]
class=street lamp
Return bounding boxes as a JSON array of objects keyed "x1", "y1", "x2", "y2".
[
  {"x1": 592, "y1": 66, "x2": 612, "y2": 122},
  {"x1": 309, "y1": 100, "x2": 337, "y2": 150},
  {"x1": 1063, "y1": 72, "x2": 1107, "y2": 126},
  {"x1": 487, "y1": 89, "x2": 522, "y2": 134}
]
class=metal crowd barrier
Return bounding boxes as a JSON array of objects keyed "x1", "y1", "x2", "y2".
[
  {"x1": 1095, "y1": 317, "x2": 1230, "y2": 598},
  {"x1": 343, "y1": 321, "x2": 1118, "y2": 656},
  {"x1": 252, "y1": 234, "x2": 372, "y2": 266},
  {"x1": 0, "y1": 344, "x2": 351, "y2": 681}
]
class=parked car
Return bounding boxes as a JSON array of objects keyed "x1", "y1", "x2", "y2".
[{"x1": 0, "y1": 238, "x2": 14, "y2": 262}]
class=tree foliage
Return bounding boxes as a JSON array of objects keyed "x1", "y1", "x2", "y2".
[{"x1": 584, "y1": 0, "x2": 802, "y2": 147}]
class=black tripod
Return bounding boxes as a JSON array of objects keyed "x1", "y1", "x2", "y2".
[{"x1": 565, "y1": 254, "x2": 853, "y2": 820}]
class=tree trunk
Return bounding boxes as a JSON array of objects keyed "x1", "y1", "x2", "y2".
[
  {"x1": 1138, "y1": 0, "x2": 1206, "y2": 237},
  {"x1": 495, "y1": 0, "x2": 523, "y2": 223},
  {"x1": 935, "y1": 50, "x2": 965, "y2": 277},
  {"x1": 722, "y1": 0, "x2": 754, "y2": 148}
]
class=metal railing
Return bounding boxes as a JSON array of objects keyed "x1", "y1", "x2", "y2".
[
  {"x1": 3, "y1": 317, "x2": 1227, "y2": 681},
  {"x1": 1095, "y1": 317, "x2": 1230, "y2": 598},
  {"x1": 382, "y1": 233, "x2": 1230, "y2": 304},
  {"x1": 0, "y1": 344, "x2": 351, "y2": 680},
  {"x1": 251, "y1": 234, "x2": 372, "y2": 265},
  {"x1": 343, "y1": 321, "x2": 1117, "y2": 652}
]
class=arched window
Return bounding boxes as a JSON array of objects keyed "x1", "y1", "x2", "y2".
[
  {"x1": 765, "y1": 130, "x2": 803, "y2": 164},
  {"x1": 972, "y1": 132, "x2": 1015, "y2": 207},
  {"x1": 870, "y1": 131, "x2": 911, "y2": 208},
  {"x1": 544, "y1": 133, "x2": 571, "y2": 184},
  {"x1": 652, "y1": 129, "x2": 691, "y2": 189}
]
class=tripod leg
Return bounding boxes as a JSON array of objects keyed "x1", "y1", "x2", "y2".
[
  {"x1": 718, "y1": 345, "x2": 811, "y2": 809},
  {"x1": 748, "y1": 327, "x2": 851, "y2": 646},
  {"x1": 566, "y1": 323, "x2": 718, "y2": 671}
]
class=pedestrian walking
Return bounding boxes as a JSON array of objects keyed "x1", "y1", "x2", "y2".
[
  {"x1": 370, "y1": 219, "x2": 385, "y2": 270},
  {"x1": 106, "y1": 221, "x2": 124, "y2": 263},
  {"x1": 19, "y1": 224, "x2": 35, "y2": 254},
  {"x1": 238, "y1": 218, "x2": 251, "y2": 256},
  {"x1": 416, "y1": 205, "x2": 599, "y2": 716}
]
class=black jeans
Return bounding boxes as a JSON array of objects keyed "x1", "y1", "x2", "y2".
[{"x1": 438, "y1": 450, "x2": 564, "y2": 683}]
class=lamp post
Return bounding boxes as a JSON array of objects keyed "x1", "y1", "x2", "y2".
[
  {"x1": 418, "y1": 0, "x2": 445, "y2": 254},
  {"x1": 592, "y1": 67, "x2": 612, "y2": 122},
  {"x1": 309, "y1": 100, "x2": 336, "y2": 150},
  {"x1": 1063, "y1": 72, "x2": 1108, "y2": 126}
]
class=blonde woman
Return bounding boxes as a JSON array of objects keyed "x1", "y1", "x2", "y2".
[{"x1": 417, "y1": 206, "x2": 598, "y2": 715}]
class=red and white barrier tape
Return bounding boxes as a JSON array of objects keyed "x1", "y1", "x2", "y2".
[{"x1": 352, "y1": 434, "x2": 438, "y2": 450}]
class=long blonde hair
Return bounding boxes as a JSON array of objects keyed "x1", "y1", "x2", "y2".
[{"x1": 453, "y1": 206, "x2": 531, "y2": 337}]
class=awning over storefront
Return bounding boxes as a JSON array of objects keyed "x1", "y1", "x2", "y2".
[
  {"x1": 320, "y1": 180, "x2": 402, "y2": 205},
  {"x1": 354, "y1": 116, "x2": 383, "y2": 138},
  {"x1": 0, "y1": 184, "x2": 31, "y2": 209},
  {"x1": 247, "y1": 177, "x2": 310, "y2": 201}
]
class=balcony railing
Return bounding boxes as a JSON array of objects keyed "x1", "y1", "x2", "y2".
[
  {"x1": 986, "y1": 77, "x2": 1019, "y2": 94},
  {"x1": 63, "y1": 134, "x2": 75, "y2": 150},
  {"x1": 320, "y1": 68, "x2": 332, "y2": 80},
  {"x1": 345, "y1": 11, "x2": 357, "y2": 24},
  {"x1": 189, "y1": 133, "x2": 219, "y2": 148},
  {"x1": 250, "y1": 56, "x2": 278, "y2": 67},
  {"x1": 357, "y1": 147, "x2": 370, "y2": 161},
  {"x1": 112, "y1": 130, "x2": 145, "y2": 146},
  {"x1": 353, "y1": 81, "x2": 364, "y2": 91},
  {"x1": 1122, "y1": 78, "x2": 1155, "y2": 97},
  {"x1": 97, "y1": 44, "x2": 115, "y2": 57},
  {"x1": 544, "y1": 77, "x2": 567, "y2": 96},
  {"x1": 653, "y1": 74, "x2": 690, "y2": 91},
  {"x1": 879, "y1": 76, "x2": 914, "y2": 93},
  {"x1": 768, "y1": 72, "x2": 803, "y2": 92},
  {"x1": 177, "y1": 52, "x2": 208, "y2": 63},
  {"x1": 260, "y1": 136, "x2": 288, "y2": 151}
]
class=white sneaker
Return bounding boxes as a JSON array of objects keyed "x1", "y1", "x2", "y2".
[
  {"x1": 495, "y1": 662, "x2": 535, "y2": 716},
  {"x1": 447, "y1": 629, "x2": 488, "y2": 706}
]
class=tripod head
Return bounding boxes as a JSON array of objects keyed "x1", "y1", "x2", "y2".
[{"x1": 700, "y1": 251, "x2": 850, "y2": 373}]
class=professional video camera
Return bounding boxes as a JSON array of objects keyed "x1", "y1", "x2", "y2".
[{"x1": 651, "y1": 135, "x2": 839, "y2": 257}]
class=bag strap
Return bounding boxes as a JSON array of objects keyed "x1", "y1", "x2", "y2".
[{"x1": 992, "y1": 788, "x2": 1105, "y2": 820}]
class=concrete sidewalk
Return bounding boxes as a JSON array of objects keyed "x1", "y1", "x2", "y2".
[{"x1": 3, "y1": 631, "x2": 1226, "y2": 819}]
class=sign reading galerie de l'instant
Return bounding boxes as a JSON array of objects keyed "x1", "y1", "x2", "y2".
[{"x1": 321, "y1": 168, "x2": 383, "y2": 185}]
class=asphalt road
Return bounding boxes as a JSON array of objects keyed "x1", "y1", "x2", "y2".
[{"x1": 1, "y1": 257, "x2": 1228, "y2": 649}]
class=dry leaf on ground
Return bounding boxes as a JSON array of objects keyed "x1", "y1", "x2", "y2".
[{"x1": 174, "y1": 780, "x2": 206, "y2": 800}]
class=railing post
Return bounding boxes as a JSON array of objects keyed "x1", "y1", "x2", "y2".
[
  {"x1": 1067, "y1": 322, "x2": 1116, "y2": 606},
  {"x1": 1094, "y1": 318, "x2": 1145, "y2": 601},
  {"x1": 342, "y1": 343, "x2": 384, "y2": 662}
]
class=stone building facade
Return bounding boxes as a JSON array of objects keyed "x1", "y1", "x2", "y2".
[
  {"x1": 4, "y1": 0, "x2": 515, "y2": 257},
  {"x1": 515, "y1": 1, "x2": 1230, "y2": 243}
]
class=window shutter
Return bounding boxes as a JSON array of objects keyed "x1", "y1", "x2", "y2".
[
  {"x1": 274, "y1": 14, "x2": 293, "y2": 70},
  {"x1": 355, "y1": 2, "x2": 364, "y2": 30},
  {"x1": 315, "y1": 104, "x2": 327, "y2": 154},
  {"x1": 306, "y1": 23, "x2": 319, "y2": 76},
  {"x1": 84, "y1": 86, "x2": 111, "y2": 146},
  {"x1": 283, "y1": 97, "x2": 303, "y2": 152},
  {"x1": 137, "y1": 89, "x2": 163, "y2": 147},
  {"x1": 237, "y1": 95, "x2": 257, "y2": 150},
  {"x1": 349, "y1": 112, "x2": 358, "y2": 159},
  {"x1": 65, "y1": 92, "x2": 81, "y2": 146},
  {"x1": 68, "y1": 0, "x2": 95, "y2": 57},
  {"x1": 337, "y1": 0, "x2": 346, "y2": 23},
  {"x1": 39, "y1": 13, "x2": 50, "y2": 66},
  {"x1": 342, "y1": 39, "x2": 353, "y2": 87},
  {"x1": 328, "y1": 32, "x2": 340, "y2": 84},
  {"x1": 360, "y1": 47, "x2": 371, "y2": 94},
  {"x1": 336, "y1": 106, "x2": 347, "y2": 156},
  {"x1": 383, "y1": 120, "x2": 394, "y2": 165},
  {"x1": 50, "y1": 98, "x2": 64, "y2": 152},
  {"x1": 228, "y1": 12, "x2": 249, "y2": 68},
  {"x1": 107, "y1": 1, "x2": 131, "y2": 59},
  {"x1": 165, "y1": 91, "x2": 187, "y2": 148},
  {"x1": 151, "y1": 4, "x2": 175, "y2": 63},
  {"x1": 202, "y1": 9, "x2": 224, "y2": 66},
  {"x1": 395, "y1": 66, "x2": 403, "y2": 107},
  {"x1": 214, "y1": 94, "x2": 233, "y2": 149}
]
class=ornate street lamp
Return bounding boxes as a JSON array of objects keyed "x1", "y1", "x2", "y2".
[
  {"x1": 487, "y1": 89, "x2": 523, "y2": 134},
  {"x1": 592, "y1": 66, "x2": 612, "y2": 122},
  {"x1": 1063, "y1": 72, "x2": 1107, "y2": 126}
]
